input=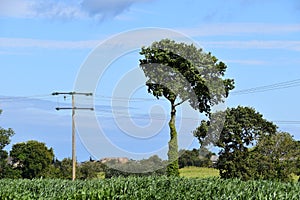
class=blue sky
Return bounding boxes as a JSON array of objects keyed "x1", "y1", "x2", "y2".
[{"x1": 0, "y1": 0, "x2": 300, "y2": 161}]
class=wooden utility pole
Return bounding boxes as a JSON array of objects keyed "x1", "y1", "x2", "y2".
[
  {"x1": 52, "y1": 92, "x2": 93, "y2": 181},
  {"x1": 71, "y1": 94, "x2": 76, "y2": 180}
]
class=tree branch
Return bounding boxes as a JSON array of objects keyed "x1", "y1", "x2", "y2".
[{"x1": 174, "y1": 99, "x2": 187, "y2": 107}]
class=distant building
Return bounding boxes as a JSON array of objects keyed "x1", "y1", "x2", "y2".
[{"x1": 210, "y1": 155, "x2": 219, "y2": 164}]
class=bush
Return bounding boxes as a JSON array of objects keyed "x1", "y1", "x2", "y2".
[{"x1": 104, "y1": 156, "x2": 167, "y2": 178}]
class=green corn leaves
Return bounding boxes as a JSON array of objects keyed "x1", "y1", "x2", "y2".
[{"x1": 0, "y1": 177, "x2": 299, "y2": 199}]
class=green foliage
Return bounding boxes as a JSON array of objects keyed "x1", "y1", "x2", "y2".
[
  {"x1": 139, "y1": 39, "x2": 234, "y2": 176},
  {"x1": 179, "y1": 149, "x2": 201, "y2": 168},
  {"x1": 54, "y1": 158, "x2": 76, "y2": 179},
  {"x1": 9, "y1": 140, "x2": 54, "y2": 179},
  {"x1": 28, "y1": 158, "x2": 105, "y2": 180},
  {"x1": 249, "y1": 132, "x2": 300, "y2": 182},
  {"x1": 104, "y1": 155, "x2": 167, "y2": 178},
  {"x1": 139, "y1": 39, "x2": 234, "y2": 109},
  {"x1": 0, "y1": 150, "x2": 9, "y2": 178},
  {"x1": 178, "y1": 148, "x2": 213, "y2": 168},
  {"x1": 195, "y1": 106, "x2": 277, "y2": 180},
  {"x1": 296, "y1": 142, "x2": 300, "y2": 178},
  {"x1": 0, "y1": 177, "x2": 299, "y2": 199},
  {"x1": 40, "y1": 162, "x2": 62, "y2": 179},
  {"x1": 0, "y1": 128, "x2": 14, "y2": 150},
  {"x1": 0, "y1": 109, "x2": 15, "y2": 178},
  {"x1": 78, "y1": 161, "x2": 104, "y2": 180}
]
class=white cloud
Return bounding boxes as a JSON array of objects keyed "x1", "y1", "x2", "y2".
[
  {"x1": 0, "y1": 0, "x2": 34, "y2": 18},
  {"x1": 0, "y1": 23, "x2": 299, "y2": 51},
  {"x1": 81, "y1": 0, "x2": 135, "y2": 21},
  {"x1": 0, "y1": 0, "x2": 151, "y2": 20},
  {"x1": 32, "y1": 1, "x2": 86, "y2": 19},
  {"x1": 0, "y1": 37, "x2": 98, "y2": 49}
]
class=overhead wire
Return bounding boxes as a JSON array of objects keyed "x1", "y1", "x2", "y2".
[
  {"x1": 94, "y1": 108, "x2": 201, "y2": 121},
  {"x1": 0, "y1": 78, "x2": 300, "y2": 124},
  {"x1": 231, "y1": 79, "x2": 300, "y2": 95},
  {"x1": 1, "y1": 78, "x2": 300, "y2": 103},
  {"x1": 94, "y1": 95, "x2": 163, "y2": 102},
  {"x1": 0, "y1": 94, "x2": 54, "y2": 103}
]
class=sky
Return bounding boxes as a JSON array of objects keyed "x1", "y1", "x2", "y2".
[{"x1": 0, "y1": 0, "x2": 300, "y2": 161}]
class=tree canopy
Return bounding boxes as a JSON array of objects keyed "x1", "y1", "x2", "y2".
[
  {"x1": 0, "y1": 110, "x2": 15, "y2": 150},
  {"x1": 0, "y1": 109, "x2": 15, "y2": 178},
  {"x1": 10, "y1": 140, "x2": 54, "y2": 179},
  {"x1": 194, "y1": 106, "x2": 277, "y2": 180},
  {"x1": 178, "y1": 148, "x2": 214, "y2": 168},
  {"x1": 140, "y1": 39, "x2": 234, "y2": 176},
  {"x1": 250, "y1": 132, "x2": 300, "y2": 181}
]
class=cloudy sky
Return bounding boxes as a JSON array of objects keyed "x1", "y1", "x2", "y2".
[{"x1": 0, "y1": 0, "x2": 300, "y2": 161}]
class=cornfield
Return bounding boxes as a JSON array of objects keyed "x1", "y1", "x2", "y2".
[{"x1": 0, "y1": 177, "x2": 299, "y2": 199}]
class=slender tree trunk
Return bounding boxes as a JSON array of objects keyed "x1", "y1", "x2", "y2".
[{"x1": 166, "y1": 102, "x2": 179, "y2": 176}]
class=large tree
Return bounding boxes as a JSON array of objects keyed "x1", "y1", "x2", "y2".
[
  {"x1": 0, "y1": 109, "x2": 15, "y2": 178},
  {"x1": 250, "y1": 132, "x2": 300, "y2": 181},
  {"x1": 139, "y1": 39, "x2": 234, "y2": 176},
  {"x1": 194, "y1": 106, "x2": 277, "y2": 180},
  {"x1": 10, "y1": 140, "x2": 54, "y2": 179}
]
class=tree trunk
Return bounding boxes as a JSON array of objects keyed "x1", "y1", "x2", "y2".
[{"x1": 166, "y1": 102, "x2": 179, "y2": 176}]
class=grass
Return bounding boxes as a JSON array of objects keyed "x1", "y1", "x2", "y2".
[
  {"x1": 179, "y1": 166, "x2": 219, "y2": 178},
  {"x1": 291, "y1": 173, "x2": 300, "y2": 182},
  {"x1": 180, "y1": 167, "x2": 299, "y2": 182}
]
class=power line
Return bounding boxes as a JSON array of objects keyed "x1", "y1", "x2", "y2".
[
  {"x1": 231, "y1": 79, "x2": 300, "y2": 95},
  {"x1": 94, "y1": 108, "x2": 300, "y2": 125},
  {"x1": 96, "y1": 79, "x2": 300, "y2": 99},
  {"x1": 0, "y1": 94, "x2": 51, "y2": 99},
  {"x1": 94, "y1": 95, "x2": 163, "y2": 102},
  {"x1": 0, "y1": 94, "x2": 53, "y2": 102},
  {"x1": 95, "y1": 110, "x2": 201, "y2": 121},
  {"x1": 0, "y1": 93, "x2": 299, "y2": 127},
  {"x1": 1, "y1": 78, "x2": 300, "y2": 103}
]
